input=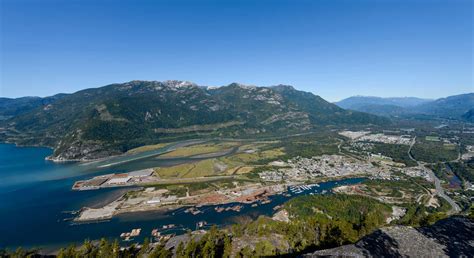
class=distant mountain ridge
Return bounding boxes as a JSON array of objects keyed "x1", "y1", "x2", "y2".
[
  {"x1": 337, "y1": 96, "x2": 432, "y2": 109},
  {"x1": 462, "y1": 109, "x2": 474, "y2": 122},
  {"x1": 0, "y1": 94, "x2": 66, "y2": 119},
  {"x1": 335, "y1": 94, "x2": 474, "y2": 121},
  {"x1": 0, "y1": 80, "x2": 385, "y2": 161}
]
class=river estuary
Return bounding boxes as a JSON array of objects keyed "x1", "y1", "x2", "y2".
[{"x1": 0, "y1": 143, "x2": 364, "y2": 250}]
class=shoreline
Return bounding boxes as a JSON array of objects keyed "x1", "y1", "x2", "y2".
[
  {"x1": 73, "y1": 183, "x2": 284, "y2": 222},
  {"x1": 72, "y1": 177, "x2": 366, "y2": 223},
  {"x1": 45, "y1": 139, "x2": 212, "y2": 164}
]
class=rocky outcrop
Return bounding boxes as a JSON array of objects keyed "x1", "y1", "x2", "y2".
[{"x1": 303, "y1": 216, "x2": 474, "y2": 257}]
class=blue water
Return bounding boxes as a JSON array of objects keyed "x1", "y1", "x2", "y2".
[{"x1": 0, "y1": 143, "x2": 364, "y2": 249}]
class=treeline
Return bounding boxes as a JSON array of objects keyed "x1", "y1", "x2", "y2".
[
  {"x1": 1, "y1": 238, "x2": 171, "y2": 258},
  {"x1": 371, "y1": 143, "x2": 417, "y2": 166},
  {"x1": 1, "y1": 194, "x2": 455, "y2": 258},
  {"x1": 275, "y1": 133, "x2": 340, "y2": 160},
  {"x1": 284, "y1": 194, "x2": 391, "y2": 241},
  {"x1": 398, "y1": 203, "x2": 450, "y2": 227},
  {"x1": 448, "y1": 160, "x2": 474, "y2": 183},
  {"x1": 411, "y1": 140, "x2": 459, "y2": 163}
]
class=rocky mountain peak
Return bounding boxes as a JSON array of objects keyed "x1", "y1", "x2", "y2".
[{"x1": 162, "y1": 80, "x2": 197, "y2": 88}]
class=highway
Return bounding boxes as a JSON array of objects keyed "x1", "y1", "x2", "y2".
[{"x1": 407, "y1": 136, "x2": 461, "y2": 214}]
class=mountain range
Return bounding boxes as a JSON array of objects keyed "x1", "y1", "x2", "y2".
[
  {"x1": 0, "y1": 80, "x2": 384, "y2": 161},
  {"x1": 0, "y1": 94, "x2": 66, "y2": 120},
  {"x1": 336, "y1": 94, "x2": 474, "y2": 121}
]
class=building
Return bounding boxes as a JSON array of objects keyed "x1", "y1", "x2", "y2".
[
  {"x1": 129, "y1": 169, "x2": 154, "y2": 177},
  {"x1": 401, "y1": 128, "x2": 415, "y2": 133},
  {"x1": 106, "y1": 176, "x2": 131, "y2": 185},
  {"x1": 147, "y1": 197, "x2": 161, "y2": 204}
]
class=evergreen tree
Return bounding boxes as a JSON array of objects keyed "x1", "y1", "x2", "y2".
[
  {"x1": 175, "y1": 241, "x2": 185, "y2": 258},
  {"x1": 112, "y1": 239, "x2": 120, "y2": 257},
  {"x1": 99, "y1": 238, "x2": 113, "y2": 258},
  {"x1": 222, "y1": 235, "x2": 232, "y2": 258},
  {"x1": 138, "y1": 237, "x2": 150, "y2": 257}
]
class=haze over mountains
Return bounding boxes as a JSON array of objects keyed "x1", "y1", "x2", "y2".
[
  {"x1": 336, "y1": 94, "x2": 474, "y2": 121},
  {"x1": 1, "y1": 80, "x2": 472, "y2": 161},
  {"x1": 0, "y1": 80, "x2": 384, "y2": 161},
  {"x1": 0, "y1": 95, "x2": 66, "y2": 119}
]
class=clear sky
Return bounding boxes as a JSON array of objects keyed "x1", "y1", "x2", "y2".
[{"x1": 1, "y1": 0, "x2": 472, "y2": 102}]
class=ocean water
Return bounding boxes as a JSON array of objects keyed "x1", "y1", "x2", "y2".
[{"x1": 0, "y1": 143, "x2": 364, "y2": 249}]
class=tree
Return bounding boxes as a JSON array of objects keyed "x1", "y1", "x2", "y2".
[
  {"x1": 99, "y1": 238, "x2": 113, "y2": 258},
  {"x1": 138, "y1": 237, "x2": 150, "y2": 257},
  {"x1": 149, "y1": 244, "x2": 172, "y2": 258},
  {"x1": 57, "y1": 248, "x2": 67, "y2": 258},
  {"x1": 237, "y1": 246, "x2": 254, "y2": 258},
  {"x1": 112, "y1": 239, "x2": 120, "y2": 257},
  {"x1": 202, "y1": 238, "x2": 216, "y2": 258},
  {"x1": 175, "y1": 241, "x2": 185, "y2": 258},
  {"x1": 184, "y1": 238, "x2": 198, "y2": 257},
  {"x1": 80, "y1": 239, "x2": 99, "y2": 258},
  {"x1": 63, "y1": 243, "x2": 77, "y2": 258},
  {"x1": 222, "y1": 235, "x2": 232, "y2": 258},
  {"x1": 13, "y1": 247, "x2": 27, "y2": 258},
  {"x1": 255, "y1": 240, "x2": 276, "y2": 256}
]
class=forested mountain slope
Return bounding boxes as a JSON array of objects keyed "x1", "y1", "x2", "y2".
[
  {"x1": 336, "y1": 94, "x2": 473, "y2": 121},
  {"x1": 0, "y1": 80, "x2": 385, "y2": 160}
]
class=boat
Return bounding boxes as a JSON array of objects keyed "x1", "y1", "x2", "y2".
[
  {"x1": 196, "y1": 221, "x2": 207, "y2": 229},
  {"x1": 159, "y1": 233, "x2": 175, "y2": 242},
  {"x1": 230, "y1": 205, "x2": 242, "y2": 212},
  {"x1": 162, "y1": 224, "x2": 176, "y2": 229},
  {"x1": 121, "y1": 228, "x2": 141, "y2": 239},
  {"x1": 185, "y1": 207, "x2": 202, "y2": 215},
  {"x1": 130, "y1": 228, "x2": 141, "y2": 237},
  {"x1": 151, "y1": 229, "x2": 160, "y2": 237},
  {"x1": 215, "y1": 207, "x2": 225, "y2": 213}
]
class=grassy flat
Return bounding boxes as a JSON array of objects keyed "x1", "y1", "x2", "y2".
[
  {"x1": 126, "y1": 143, "x2": 170, "y2": 154},
  {"x1": 155, "y1": 159, "x2": 223, "y2": 178},
  {"x1": 160, "y1": 142, "x2": 239, "y2": 157},
  {"x1": 153, "y1": 142, "x2": 285, "y2": 179},
  {"x1": 222, "y1": 148, "x2": 285, "y2": 164}
]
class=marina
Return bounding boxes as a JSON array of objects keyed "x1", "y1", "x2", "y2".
[
  {"x1": 289, "y1": 183, "x2": 322, "y2": 194},
  {"x1": 120, "y1": 228, "x2": 141, "y2": 241},
  {"x1": 0, "y1": 143, "x2": 365, "y2": 249}
]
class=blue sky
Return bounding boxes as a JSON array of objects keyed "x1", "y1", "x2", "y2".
[{"x1": 1, "y1": 0, "x2": 472, "y2": 101}]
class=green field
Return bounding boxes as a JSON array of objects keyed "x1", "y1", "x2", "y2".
[
  {"x1": 126, "y1": 143, "x2": 170, "y2": 154},
  {"x1": 153, "y1": 141, "x2": 286, "y2": 179},
  {"x1": 411, "y1": 140, "x2": 459, "y2": 163},
  {"x1": 160, "y1": 142, "x2": 239, "y2": 157},
  {"x1": 425, "y1": 136, "x2": 441, "y2": 142},
  {"x1": 155, "y1": 159, "x2": 220, "y2": 178},
  {"x1": 371, "y1": 143, "x2": 417, "y2": 166}
]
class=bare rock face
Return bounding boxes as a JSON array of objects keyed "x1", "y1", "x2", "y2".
[
  {"x1": 303, "y1": 216, "x2": 474, "y2": 258},
  {"x1": 48, "y1": 141, "x2": 120, "y2": 161}
]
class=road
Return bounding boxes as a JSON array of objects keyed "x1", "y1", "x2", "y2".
[
  {"x1": 407, "y1": 136, "x2": 460, "y2": 214},
  {"x1": 426, "y1": 168, "x2": 461, "y2": 214},
  {"x1": 407, "y1": 136, "x2": 417, "y2": 162}
]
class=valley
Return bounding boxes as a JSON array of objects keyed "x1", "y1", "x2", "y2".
[
  {"x1": 63, "y1": 122, "x2": 472, "y2": 241},
  {"x1": 0, "y1": 81, "x2": 472, "y2": 257}
]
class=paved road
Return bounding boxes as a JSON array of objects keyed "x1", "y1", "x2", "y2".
[
  {"x1": 426, "y1": 168, "x2": 461, "y2": 214},
  {"x1": 407, "y1": 136, "x2": 460, "y2": 214},
  {"x1": 407, "y1": 137, "x2": 417, "y2": 162}
]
